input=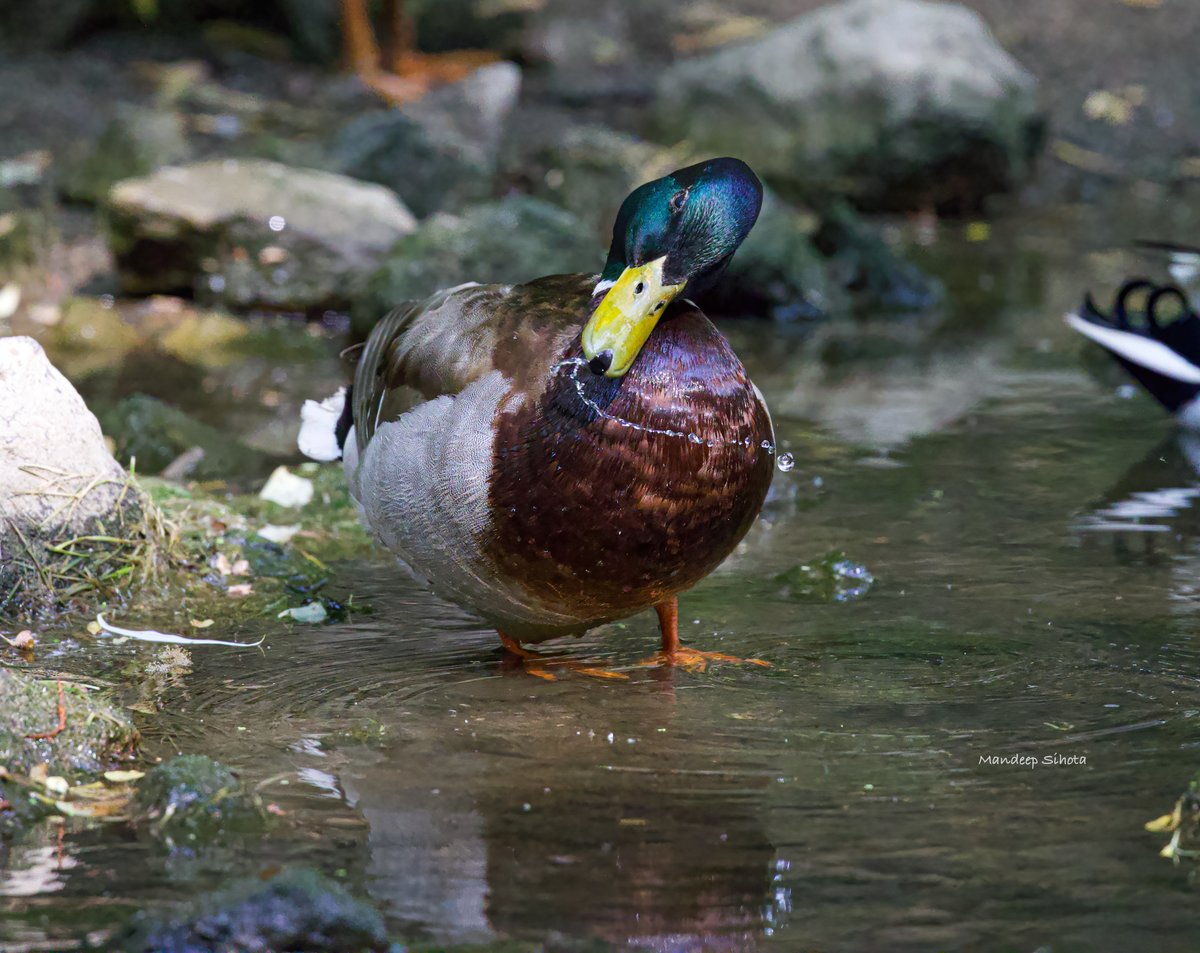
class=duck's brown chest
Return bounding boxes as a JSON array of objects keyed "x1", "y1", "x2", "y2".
[{"x1": 486, "y1": 310, "x2": 774, "y2": 624}]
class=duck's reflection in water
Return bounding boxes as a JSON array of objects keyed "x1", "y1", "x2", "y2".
[{"x1": 338, "y1": 696, "x2": 784, "y2": 950}]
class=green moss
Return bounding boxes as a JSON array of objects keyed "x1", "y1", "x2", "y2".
[
  {"x1": 113, "y1": 866, "x2": 387, "y2": 953},
  {"x1": 0, "y1": 668, "x2": 138, "y2": 830},
  {"x1": 0, "y1": 669, "x2": 138, "y2": 776},
  {"x1": 0, "y1": 478, "x2": 174, "y2": 621}
]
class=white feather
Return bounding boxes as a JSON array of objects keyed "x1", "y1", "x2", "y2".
[
  {"x1": 592, "y1": 278, "x2": 615, "y2": 297},
  {"x1": 298, "y1": 387, "x2": 346, "y2": 462},
  {"x1": 1065, "y1": 312, "x2": 1200, "y2": 385}
]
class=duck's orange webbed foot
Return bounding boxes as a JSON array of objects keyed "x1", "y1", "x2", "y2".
[
  {"x1": 341, "y1": 0, "x2": 499, "y2": 106},
  {"x1": 497, "y1": 633, "x2": 629, "y2": 681},
  {"x1": 640, "y1": 598, "x2": 770, "y2": 673}
]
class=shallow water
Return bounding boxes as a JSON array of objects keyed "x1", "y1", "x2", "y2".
[{"x1": 7, "y1": 202, "x2": 1200, "y2": 950}]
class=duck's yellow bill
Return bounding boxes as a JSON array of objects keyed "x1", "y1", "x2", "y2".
[{"x1": 582, "y1": 257, "x2": 685, "y2": 378}]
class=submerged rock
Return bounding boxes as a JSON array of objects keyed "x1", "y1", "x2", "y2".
[
  {"x1": 0, "y1": 336, "x2": 151, "y2": 613},
  {"x1": 105, "y1": 159, "x2": 416, "y2": 312},
  {"x1": 332, "y1": 61, "x2": 521, "y2": 218},
  {"x1": 774, "y1": 552, "x2": 875, "y2": 603},
  {"x1": 655, "y1": 0, "x2": 1044, "y2": 212},
  {"x1": 114, "y1": 866, "x2": 388, "y2": 953},
  {"x1": 355, "y1": 195, "x2": 600, "y2": 335},
  {"x1": 132, "y1": 755, "x2": 267, "y2": 844}
]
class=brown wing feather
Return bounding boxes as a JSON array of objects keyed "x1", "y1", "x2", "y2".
[{"x1": 352, "y1": 274, "x2": 597, "y2": 453}]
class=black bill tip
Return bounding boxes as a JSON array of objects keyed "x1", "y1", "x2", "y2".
[{"x1": 588, "y1": 350, "x2": 614, "y2": 375}]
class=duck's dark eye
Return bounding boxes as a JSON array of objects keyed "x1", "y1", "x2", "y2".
[{"x1": 669, "y1": 189, "x2": 689, "y2": 213}]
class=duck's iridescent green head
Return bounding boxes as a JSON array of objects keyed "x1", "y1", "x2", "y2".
[{"x1": 582, "y1": 157, "x2": 763, "y2": 377}]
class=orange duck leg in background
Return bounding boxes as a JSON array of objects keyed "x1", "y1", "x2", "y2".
[{"x1": 340, "y1": 0, "x2": 498, "y2": 106}]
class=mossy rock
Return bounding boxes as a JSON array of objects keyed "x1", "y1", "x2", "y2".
[
  {"x1": 131, "y1": 755, "x2": 268, "y2": 844},
  {"x1": 354, "y1": 196, "x2": 600, "y2": 336},
  {"x1": 60, "y1": 105, "x2": 191, "y2": 206},
  {"x1": 0, "y1": 668, "x2": 138, "y2": 829},
  {"x1": 114, "y1": 866, "x2": 388, "y2": 953},
  {"x1": 98, "y1": 394, "x2": 269, "y2": 481},
  {"x1": 0, "y1": 669, "x2": 138, "y2": 776},
  {"x1": 710, "y1": 188, "x2": 842, "y2": 321},
  {"x1": 812, "y1": 202, "x2": 942, "y2": 313}
]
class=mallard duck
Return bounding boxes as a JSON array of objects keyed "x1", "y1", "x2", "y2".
[
  {"x1": 300, "y1": 157, "x2": 775, "y2": 673},
  {"x1": 1068, "y1": 252, "x2": 1200, "y2": 429}
]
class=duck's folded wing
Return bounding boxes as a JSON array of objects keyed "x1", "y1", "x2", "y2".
[{"x1": 351, "y1": 274, "x2": 595, "y2": 455}]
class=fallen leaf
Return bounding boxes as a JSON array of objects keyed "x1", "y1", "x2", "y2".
[
  {"x1": 213, "y1": 553, "x2": 233, "y2": 576},
  {"x1": 965, "y1": 222, "x2": 990, "y2": 242},
  {"x1": 190, "y1": 619, "x2": 215, "y2": 629},
  {"x1": 1, "y1": 630, "x2": 35, "y2": 649},
  {"x1": 44, "y1": 776, "x2": 69, "y2": 796},
  {"x1": 103, "y1": 770, "x2": 146, "y2": 784},
  {"x1": 230, "y1": 559, "x2": 251, "y2": 576},
  {"x1": 226, "y1": 583, "x2": 254, "y2": 598}
]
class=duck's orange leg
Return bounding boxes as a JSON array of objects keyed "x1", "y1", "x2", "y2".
[
  {"x1": 341, "y1": 0, "x2": 380, "y2": 73},
  {"x1": 497, "y1": 632, "x2": 629, "y2": 681},
  {"x1": 642, "y1": 597, "x2": 770, "y2": 672}
]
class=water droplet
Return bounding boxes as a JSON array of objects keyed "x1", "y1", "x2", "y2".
[
  {"x1": 777, "y1": 452, "x2": 795, "y2": 472},
  {"x1": 268, "y1": 215, "x2": 286, "y2": 232}
]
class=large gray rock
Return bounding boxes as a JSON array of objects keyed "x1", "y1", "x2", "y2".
[
  {"x1": 355, "y1": 195, "x2": 600, "y2": 335},
  {"x1": 106, "y1": 159, "x2": 416, "y2": 311},
  {"x1": 0, "y1": 336, "x2": 130, "y2": 538},
  {"x1": 655, "y1": 0, "x2": 1044, "y2": 212},
  {"x1": 332, "y1": 62, "x2": 522, "y2": 218},
  {"x1": 0, "y1": 337, "x2": 137, "y2": 611}
]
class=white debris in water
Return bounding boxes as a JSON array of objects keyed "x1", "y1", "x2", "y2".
[
  {"x1": 279, "y1": 602, "x2": 328, "y2": 624},
  {"x1": 0, "y1": 283, "x2": 21, "y2": 320},
  {"x1": 259, "y1": 466, "x2": 314, "y2": 507},
  {"x1": 95, "y1": 613, "x2": 265, "y2": 648},
  {"x1": 259, "y1": 523, "x2": 301, "y2": 544}
]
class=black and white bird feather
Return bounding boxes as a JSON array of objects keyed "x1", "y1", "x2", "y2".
[{"x1": 1067, "y1": 243, "x2": 1200, "y2": 430}]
